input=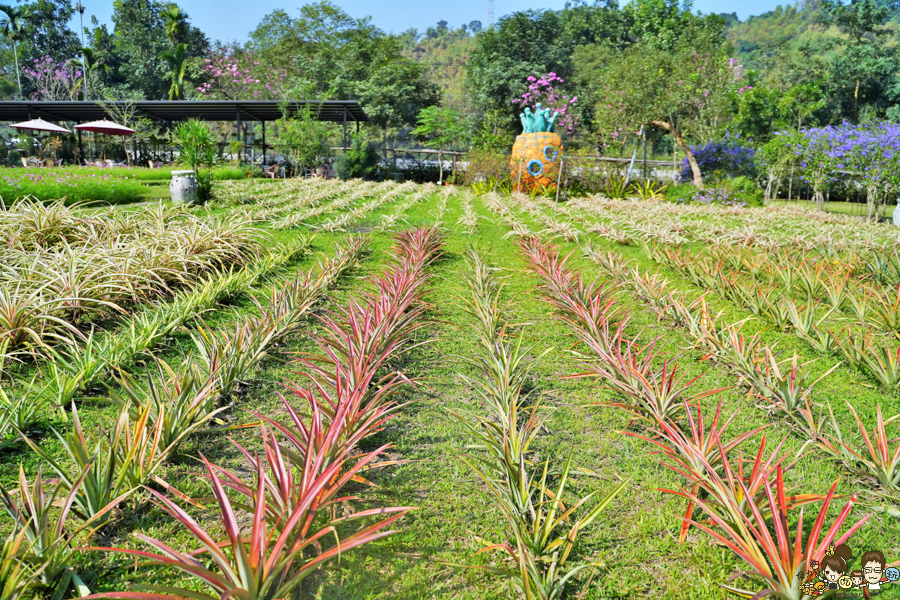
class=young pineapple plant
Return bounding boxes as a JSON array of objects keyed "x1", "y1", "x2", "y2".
[
  {"x1": 679, "y1": 469, "x2": 870, "y2": 600},
  {"x1": 826, "y1": 401, "x2": 900, "y2": 491},
  {"x1": 0, "y1": 465, "x2": 121, "y2": 597}
]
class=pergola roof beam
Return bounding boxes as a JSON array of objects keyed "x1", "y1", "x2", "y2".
[{"x1": 0, "y1": 100, "x2": 368, "y2": 124}]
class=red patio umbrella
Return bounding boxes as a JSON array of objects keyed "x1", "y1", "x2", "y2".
[
  {"x1": 74, "y1": 119, "x2": 135, "y2": 136},
  {"x1": 74, "y1": 119, "x2": 135, "y2": 164}
]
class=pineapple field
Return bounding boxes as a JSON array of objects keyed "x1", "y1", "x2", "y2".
[{"x1": 0, "y1": 179, "x2": 899, "y2": 600}]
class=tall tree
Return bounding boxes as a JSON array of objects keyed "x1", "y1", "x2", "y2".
[
  {"x1": 69, "y1": 46, "x2": 107, "y2": 99},
  {"x1": 159, "y1": 42, "x2": 187, "y2": 99},
  {"x1": 248, "y1": 2, "x2": 439, "y2": 127},
  {"x1": 105, "y1": 0, "x2": 206, "y2": 99},
  {"x1": 161, "y1": 4, "x2": 187, "y2": 45},
  {"x1": 465, "y1": 3, "x2": 630, "y2": 130},
  {"x1": 817, "y1": 0, "x2": 900, "y2": 121},
  {"x1": 0, "y1": 4, "x2": 27, "y2": 96},
  {"x1": 411, "y1": 105, "x2": 465, "y2": 182},
  {"x1": 19, "y1": 0, "x2": 79, "y2": 62},
  {"x1": 582, "y1": 39, "x2": 741, "y2": 186}
]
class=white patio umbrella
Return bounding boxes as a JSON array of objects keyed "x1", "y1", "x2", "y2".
[
  {"x1": 9, "y1": 118, "x2": 72, "y2": 134},
  {"x1": 10, "y1": 118, "x2": 72, "y2": 164}
]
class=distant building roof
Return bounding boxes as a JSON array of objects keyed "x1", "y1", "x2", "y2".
[{"x1": 0, "y1": 100, "x2": 368, "y2": 123}]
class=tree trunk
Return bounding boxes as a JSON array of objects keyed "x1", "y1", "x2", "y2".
[
  {"x1": 866, "y1": 186, "x2": 876, "y2": 221},
  {"x1": 651, "y1": 120, "x2": 702, "y2": 186},
  {"x1": 764, "y1": 175, "x2": 775, "y2": 205},
  {"x1": 680, "y1": 141, "x2": 702, "y2": 187},
  {"x1": 12, "y1": 41, "x2": 21, "y2": 98},
  {"x1": 814, "y1": 189, "x2": 824, "y2": 212},
  {"x1": 437, "y1": 148, "x2": 443, "y2": 184}
]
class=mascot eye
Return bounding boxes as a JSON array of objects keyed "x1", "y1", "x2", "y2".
[
  {"x1": 527, "y1": 159, "x2": 543, "y2": 176},
  {"x1": 543, "y1": 145, "x2": 559, "y2": 162}
]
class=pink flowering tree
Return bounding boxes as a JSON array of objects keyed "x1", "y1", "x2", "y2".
[
  {"x1": 512, "y1": 72, "x2": 579, "y2": 135},
  {"x1": 195, "y1": 43, "x2": 291, "y2": 100},
  {"x1": 22, "y1": 56, "x2": 82, "y2": 101}
]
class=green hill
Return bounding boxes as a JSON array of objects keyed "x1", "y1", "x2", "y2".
[
  {"x1": 399, "y1": 21, "x2": 479, "y2": 110},
  {"x1": 724, "y1": 0, "x2": 900, "y2": 70}
]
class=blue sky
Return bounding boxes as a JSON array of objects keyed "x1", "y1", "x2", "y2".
[{"x1": 78, "y1": 0, "x2": 791, "y2": 44}]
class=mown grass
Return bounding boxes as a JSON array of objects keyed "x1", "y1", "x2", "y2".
[
  {"x1": 0, "y1": 185, "x2": 898, "y2": 599},
  {"x1": 771, "y1": 197, "x2": 897, "y2": 220},
  {"x1": 0, "y1": 166, "x2": 261, "y2": 205}
]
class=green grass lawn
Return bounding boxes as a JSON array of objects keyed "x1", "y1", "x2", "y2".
[
  {"x1": 1, "y1": 183, "x2": 899, "y2": 600},
  {"x1": 771, "y1": 197, "x2": 899, "y2": 220}
]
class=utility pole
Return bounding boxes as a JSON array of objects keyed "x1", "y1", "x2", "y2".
[
  {"x1": 486, "y1": 0, "x2": 493, "y2": 27},
  {"x1": 76, "y1": 2, "x2": 86, "y2": 100}
]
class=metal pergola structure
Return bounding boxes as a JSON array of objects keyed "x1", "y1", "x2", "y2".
[{"x1": 0, "y1": 100, "x2": 368, "y2": 164}]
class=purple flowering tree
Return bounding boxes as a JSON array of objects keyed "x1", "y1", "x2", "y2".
[
  {"x1": 22, "y1": 56, "x2": 82, "y2": 101},
  {"x1": 512, "y1": 72, "x2": 579, "y2": 135},
  {"x1": 777, "y1": 123, "x2": 900, "y2": 216},
  {"x1": 758, "y1": 131, "x2": 800, "y2": 205},
  {"x1": 793, "y1": 128, "x2": 836, "y2": 212},
  {"x1": 834, "y1": 125, "x2": 900, "y2": 219},
  {"x1": 678, "y1": 135, "x2": 757, "y2": 183}
]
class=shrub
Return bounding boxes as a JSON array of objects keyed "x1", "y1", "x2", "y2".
[
  {"x1": 334, "y1": 134, "x2": 379, "y2": 180},
  {"x1": 664, "y1": 184, "x2": 699, "y2": 204},
  {"x1": 724, "y1": 175, "x2": 763, "y2": 205},
  {"x1": 405, "y1": 164, "x2": 441, "y2": 184},
  {"x1": 562, "y1": 149, "x2": 630, "y2": 197},
  {"x1": 679, "y1": 136, "x2": 757, "y2": 183},
  {"x1": 665, "y1": 182, "x2": 760, "y2": 207},
  {"x1": 171, "y1": 119, "x2": 218, "y2": 202},
  {"x1": 463, "y1": 148, "x2": 509, "y2": 191},
  {"x1": 273, "y1": 115, "x2": 333, "y2": 174}
]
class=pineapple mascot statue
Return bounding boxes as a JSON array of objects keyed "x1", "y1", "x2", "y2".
[{"x1": 511, "y1": 103, "x2": 562, "y2": 194}]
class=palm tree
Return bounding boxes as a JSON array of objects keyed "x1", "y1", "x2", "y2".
[
  {"x1": 159, "y1": 43, "x2": 187, "y2": 100},
  {"x1": 69, "y1": 47, "x2": 107, "y2": 100},
  {"x1": 0, "y1": 4, "x2": 28, "y2": 97},
  {"x1": 161, "y1": 5, "x2": 187, "y2": 45}
]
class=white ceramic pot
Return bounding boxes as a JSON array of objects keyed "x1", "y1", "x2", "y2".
[{"x1": 170, "y1": 170, "x2": 198, "y2": 205}]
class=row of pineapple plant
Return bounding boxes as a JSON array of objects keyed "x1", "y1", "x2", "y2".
[
  {"x1": 235, "y1": 177, "x2": 357, "y2": 222},
  {"x1": 376, "y1": 182, "x2": 439, "y2": 232},
  {"x1": 581, "y1": 242, "x2": 900, "y2": 498},
  {"x1": 458, "y1": 192, "x2": 479, "y2": 235},
  {"x1": 565, "y1": 194, "x2": 900, "y2": 257},
  {"x1": 269, "y1": 179, "x2": 378, "y2": 230},
  {"x1": 518, "y1": 235, "x2": 875, "y2": 600},
  {"x1": 0, "y1": 201, "x2": 273, "y2": 378},
  {"x1": 507, "y1": 195, "x2": 900, "y2": 392},
  {"x1": 650, "y1": 243, "x2": 900, "y2": 333},
  {"x1": 0, "y1": 236, "x2": 312, "y2": 448},
  {"x1": 452, "y1": 246, "x2": 627, "y2": 598},
  {"x1": 318, "y1": 180, "x2": 418, "y2": 232}
]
